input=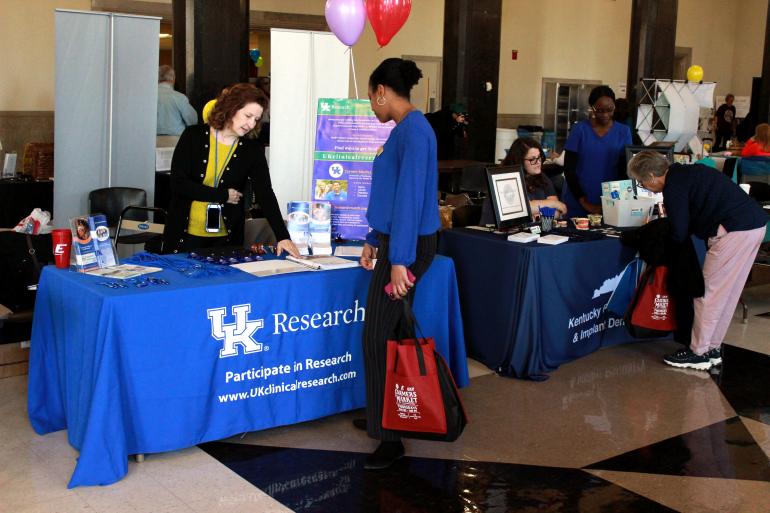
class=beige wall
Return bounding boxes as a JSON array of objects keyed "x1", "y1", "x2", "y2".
[
  {"x1": 498, "y1": 0, "x2": 632, "y2": 116},
  {"x1": 730, "y1": 0, "x2": 767, "y2": 97},
  {"x1": 245, "y1": 1, "x2": 445, "y2": 100},
  {"x1": 0, "y1": 0, "x2": 91, "y2": 111},
  {"x1": 3, "y1": 0, "x2": 765, "y2": 115},
  {"x1": 676, "y1": 0, "x2": 738, "y2": 100},
  {"x1": 252, "y1": 1, "x2": 324, "y2": 16}
]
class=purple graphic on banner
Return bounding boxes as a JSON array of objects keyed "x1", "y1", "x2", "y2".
[{"x1": 313, "y1": 99, "x2": 394, "y2": 240}]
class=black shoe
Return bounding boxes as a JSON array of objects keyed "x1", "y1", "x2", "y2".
[
  {"x1": 663, "y1": 348, "x2": 712, "y2": 370},
  {"x1": 364, "y1": 441, "x2": 404, "y2": 470},
  {"x1": 352, "y1": 418, "x2": 367, "y2": 431},
  {"x1": 705, "y1": 347, "x2": 722, "y2": 366}
]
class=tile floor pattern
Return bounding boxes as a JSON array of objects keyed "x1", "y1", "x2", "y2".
[{"x1": 1, "y1": 282, "x2": 768, "y2": 512}]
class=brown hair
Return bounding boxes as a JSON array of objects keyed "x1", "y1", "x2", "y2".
[
  {"x1": 754, "y1": 123, "x2": 770, "y2": 151},
  {"x1": 208, "y1": 83, "x2": 268, "y2": 136},
  {"x1": 502, "y1": 137, "x2": 549, "y2": 194}
]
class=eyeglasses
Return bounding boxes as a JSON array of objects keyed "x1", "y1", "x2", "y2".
[
  {"x1": 592, "y1": 106, "x2": 615, "y2": 115},
  {"x1": 639, "y1": 176, "x2": 656, "y2": 186},
  {"x1": 523, "y1": 156, "x2": 542, "y2": 165}
]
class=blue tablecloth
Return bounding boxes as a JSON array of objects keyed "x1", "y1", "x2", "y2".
[
  {"x1": 439, "y1": 228, "x2": 640, "y2": 379},
  {"x1": 27, "y1": 255, "x2": 467, "y2": 488}
]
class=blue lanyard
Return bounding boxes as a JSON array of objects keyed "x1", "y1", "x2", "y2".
[{"x1": 213, "y1": 130, "x2": 237, "y2": 187}]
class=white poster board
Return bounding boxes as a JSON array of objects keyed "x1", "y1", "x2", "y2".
[{"x1": 269, "y1": 29, "x2": 350, "y2": 216}]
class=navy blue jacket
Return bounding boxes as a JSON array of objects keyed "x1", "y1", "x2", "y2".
[{"x1": 663, "y1": 163, "x2": 767, "y2": 242}]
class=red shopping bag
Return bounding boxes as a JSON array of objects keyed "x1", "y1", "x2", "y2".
[
  {"x1": 625, "y1": 265, "x2": 677, "y2": 337},
  {"x1": 382, "y1": 300, "x2": 467, "y2": 441}
]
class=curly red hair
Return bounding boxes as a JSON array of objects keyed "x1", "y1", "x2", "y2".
[{"x1": 208, "y1": 83, "x2": 268, "y2": 136}]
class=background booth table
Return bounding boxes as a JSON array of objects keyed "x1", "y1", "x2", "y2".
[
  {"x1": 28, "y1": 255, "x2": 468, "y2": 488},
  {"x1": 439, "y1": 228, "x2": 639, "y2": 380}
]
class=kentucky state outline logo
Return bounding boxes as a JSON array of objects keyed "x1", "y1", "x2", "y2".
[{"x1": 207, "y1": 304, "x2": 264, "y2": 358}]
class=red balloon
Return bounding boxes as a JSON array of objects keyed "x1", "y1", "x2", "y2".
[{"x1": 365, "y1": 0, "x2": 411, "y2": 47}]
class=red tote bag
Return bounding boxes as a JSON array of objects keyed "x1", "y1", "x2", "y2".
[
  {"x1": 382, "y1": 336, "x2": 447, "y2": 434},
  {"x1": 629, "y1": 265, "x2": 677, "y2": 333},
  {"x1": 382, "y1": 300, "x2": 468, "y2": 441}
]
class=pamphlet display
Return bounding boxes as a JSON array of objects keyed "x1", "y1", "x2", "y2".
[
  {"x1": 287, "y1": 201, "x2": 334, "y2": 255},
  {"x1": 286, "y1": 201, "x2": 311, "y2": 255},
  {"x1": 70, "y1": 214, "x2": 118, "y2": 272},
  {"x1": 312, "y1": 98, "x2": 394, "y2": 240},
  {"x1": 309, "y1": 202, "x2": 333, "y2": 255}
]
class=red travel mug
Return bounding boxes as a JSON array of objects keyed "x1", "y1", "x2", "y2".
[{"x1": 51, "y1": 229, "x2": 72, "y2": 269}]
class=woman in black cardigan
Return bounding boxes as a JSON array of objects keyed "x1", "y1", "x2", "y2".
[{"x1": 162, "y1": 83, "x2": 298, "y2": 256}]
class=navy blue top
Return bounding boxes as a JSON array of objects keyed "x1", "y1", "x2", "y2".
[
  {"x1": 365, "y1": 110, "x2": 440, "y2": 266},
  {"x1": 663, "y1": 163, "x2": 767, "y2": 242},
  {"x1": 562, "y1": 120, "x2": 632, "y2": 216}
]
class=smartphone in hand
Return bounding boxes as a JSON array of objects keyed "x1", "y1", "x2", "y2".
[{"x1": 384, "y1": 269, "x2": 416, "y2": 299}]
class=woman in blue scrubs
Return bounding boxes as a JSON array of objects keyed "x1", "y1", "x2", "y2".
[{"x1": 562, "y1": 86, "x2": 632, "y2": 217}]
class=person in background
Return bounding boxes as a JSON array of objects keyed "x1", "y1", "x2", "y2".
[
  {"x1": 157, "y1": 65, "x2": 198, "y2": 136},
  {"x1": 162, "y1": 83, "x2": 298, "y2": 257},
  {"x1": 562, "y1": 86, "x2": 632, "y2": 217},
  {"x1": 740, "y1": 123, "x2": 770, "y2": 157},
  {"x1": 713, "y1": 94, "x2": 736, "y2": 151},
  {"x1": 425, "y1": 102, "x2": 469, "y2": 160},
  {"x1": 357, "y1": 58, "x2": 440, "y2": 470},
  {"x1": 627, "y1": 151, "x2": 766, "y2": 370},
  {"x1": 503, "y1": 138, "x2": 567, "y2": 216}
]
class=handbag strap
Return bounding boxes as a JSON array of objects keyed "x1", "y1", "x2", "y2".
[
  {"x1": 395, "y1": 299, "x2": 429, "y2": 376},
  {"x1": 25, "y1": 234, "x2": 43, "y2": 283}
]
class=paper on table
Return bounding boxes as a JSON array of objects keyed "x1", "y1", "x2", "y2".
[
  {"x1": 334, "y1": 245, "x2": 364, "y2": 257},
  {"x1": 286, "y1": 255, "x2": 359, "y2": 270},
  {"x1": 232, "y1": 259, "x2": 309, "y2": 277},
  {"x1": 87, "y1": 264, "x2": 163, "y2": 279}
]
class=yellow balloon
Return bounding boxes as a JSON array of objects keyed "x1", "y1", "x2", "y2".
[
  {"x1": 202, "y1": 99, "x2": 216, "y2": 123},
  {"x1": 687, "y1": 65, "x2": 704, "y2": 82}
]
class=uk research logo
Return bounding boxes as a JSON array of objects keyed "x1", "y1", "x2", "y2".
[
  {"x1": 54, "y1": 244, "x2": 67, "y2": 255},
  {"x1": 207, "y1": 304, "x2": 265, "y2": 358},
  {"x1": 328, "y1": 163, "x2": 344, "y2": 178}
]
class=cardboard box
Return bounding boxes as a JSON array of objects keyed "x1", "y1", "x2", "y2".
[
  {"x1": 602, "y1": 197, "x2": 656, "y2": 227},
  {"x1": 0, "y1": 343, "x2": 30, "y2": 378}
]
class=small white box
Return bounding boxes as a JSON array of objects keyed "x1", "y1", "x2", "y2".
[
  {"x1": 601, "y1": 197, "x2": 656, "y2": 227},
  {"x1": 601, "y1": 179, "x2": 634, "y2": 200}
]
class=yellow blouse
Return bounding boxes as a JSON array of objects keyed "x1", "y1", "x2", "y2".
[{"x1": 188, "y1": 132, "x2": 237, "y2": 237}]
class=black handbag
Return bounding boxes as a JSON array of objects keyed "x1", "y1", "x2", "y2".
[{"x1": 0, "y1": 231, "x2": 52, "y2": 312}]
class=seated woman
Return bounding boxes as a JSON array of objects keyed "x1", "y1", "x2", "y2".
[
  {"x1": 740, "y1": 123, "x2": 770, "y2": 157},
  {"x1": 480, "y1": 138, "x2": 566, "y2": 225},
  {"x1": 162, "y1": 84, "x2": 298, "y2": 256},
  {"x1": 503, "y1": 137, "x2": 567, "y2": 216}
]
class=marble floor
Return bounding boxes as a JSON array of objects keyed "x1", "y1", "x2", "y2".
[{"x1": 1, "y1": 280, "x2": 768, "y2": 513}]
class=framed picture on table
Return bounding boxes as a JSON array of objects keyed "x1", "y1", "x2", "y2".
[{"x1": 485, "y1": 165, "x2": 532, "y2": 231}]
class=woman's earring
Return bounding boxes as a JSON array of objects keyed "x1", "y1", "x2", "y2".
[{"x1": 376, "y1": 96, "x2": 386, "y2": 106}]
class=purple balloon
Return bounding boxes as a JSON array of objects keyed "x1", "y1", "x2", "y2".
[{"x1": 325, "y1": 0, "x2": 366, "y2": 47}]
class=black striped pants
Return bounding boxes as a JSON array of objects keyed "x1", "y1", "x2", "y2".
[{"x1": 363, "y1": 232, "x2": 437, "y2": 441}]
